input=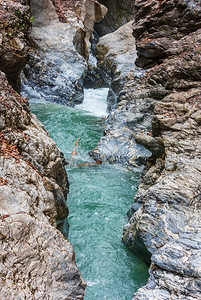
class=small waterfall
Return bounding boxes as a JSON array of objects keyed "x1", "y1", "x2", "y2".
[
  {"x1": 76, "y1": 88, "x2": 109, "y2": 117},
  {"x1": 24, "y1": 84, "x2": 149, "y2": 300}
]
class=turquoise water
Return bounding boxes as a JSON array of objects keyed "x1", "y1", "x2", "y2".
[{"x1": 30, "y1": 90, "x2": 149, "y2": 300}]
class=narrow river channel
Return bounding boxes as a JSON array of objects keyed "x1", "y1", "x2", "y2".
[{"x1": 27, "y1": 88, "x2": 149, "y2": 300}]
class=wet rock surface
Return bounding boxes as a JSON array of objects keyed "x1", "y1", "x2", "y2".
[
  {"x1": 89, "y1": 22, "x2": 155, "y2": 167},
  {"x1": 1, "y1": 0, "x2": 201, "y2": 299},
  {"x1": 119, "y1": 1, "x2": 201, "y2": 299},
  {"x1": 22, "y1": 0, "x2": 107, "y2": 105}
]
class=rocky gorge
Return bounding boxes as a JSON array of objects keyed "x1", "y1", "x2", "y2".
[{"x1": 0, "y1": 0, "x2": 201, "y2": 299}]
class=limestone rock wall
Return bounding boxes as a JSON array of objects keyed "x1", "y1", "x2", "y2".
[
  {"x1": 22, "y1": 0, "x2": 107, "y2": 105},
  {"x1": 0, "y1": 1, "x2": 86, "y2": 298},
  {"x1": 0, "y1": 70, "x2": 86, "y2": 299},
  {"x1": 120, "y1": 1, "x2": 201, "y2": 299}
]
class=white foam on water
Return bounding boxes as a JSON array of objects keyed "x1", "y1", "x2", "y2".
[
  {"x1": 87, "y1": 279, "x2": 100, "y2": 287},
  {"x1": 76, "y1": 88, "x2": 109, "y2": 117}
]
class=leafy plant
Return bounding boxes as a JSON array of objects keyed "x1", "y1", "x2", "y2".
[
  {"x1": 17, "y1": 23, "x2": 26, "y2": 31},
  {"x1": 29, "y1": 16, "x2": 34, "y2": 24}
]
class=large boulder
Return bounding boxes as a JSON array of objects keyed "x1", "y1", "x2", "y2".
[{"x1": 94, "y1": 0, "x2": 135, "y2": 36}]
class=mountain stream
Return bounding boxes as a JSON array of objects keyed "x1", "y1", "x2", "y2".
[{"x1": 27, "y1": 88, "x2": 149, "y2": 300}]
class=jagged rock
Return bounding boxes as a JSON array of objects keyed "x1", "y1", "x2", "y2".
[
  {"x1": 0, "y1": 213, "x2": 86, "y2": 299},
  {"x1": 0, "y1": 1, "x2": 87, "y2": 297},
  {"x1": 133, "y1": 0, "x2": 201, "y2": 68},
  {"x1": 89, "y1": 22, "x2": 157, "y2": 167},
  {"x1": 84, "y1": 20, "x2": 137, "y2": 91},
  {"x1": 21, "y1": 0, "x2": 87, "y2": 105},
  {"x1": 135, "y1": 133, "x2": 165, "y2": 158},
  {"x1": 0, "y1": 0, "x2": 31, "y2": 90},
  {"x1": 121, "y1": 1, "x2": 201, "y2": 299},
  {"x1": 123, "y1": 88, "x2": 201, "y2": 299},
  {"x1": 0, "y1": 70, "x2": 86, "y2": 298},
  {"x1": 81, "y1": 0, "x2": 108, "y2": 42},
  {"x1": 96, "y1": 21, "x2": 137, "y2": 104},
  {"x1": 95, "y1": 0, "x2": 135, "y2": 36},
  {"x1": 22, "y1": 0, "x2": 107, "y2": 105}
]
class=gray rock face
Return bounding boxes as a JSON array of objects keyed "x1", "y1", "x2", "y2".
[
  {"x1": 122, "y1": 81, "x2": 201, "y2": 300},
  {"x1": 96, "y1": 21, "x2": 137, "y2": 107},
  {"x1": 95, "y1": 0, "x2": 135, "y2": 36},
  {"x1": 89, "y1": 75, "x2": 159, "y2": 167},
  {"x1": 121, "y1": 1, "x2": 201, "y2": 298},
  {"x1": 22, "y1": 0, "x2": 87, "y2": 104},
  {"x1": 89, "y1": 22, "x2": 155, "y2": 167},
  {"x1": 133, "y1": 0, "x2": 201, "y2": 68},
  {"x1": 22, "y1": 0, "x2": 107, "y2": 105},
  {"x1": 0, "y1": 71, "x2": 86, "y2": 298},
  {"x1": 0, "y1": 214, "x2": 85, "y2": 299},
  {"x1": 135, "y1": 134, "x2": 165, "y2": 158}
]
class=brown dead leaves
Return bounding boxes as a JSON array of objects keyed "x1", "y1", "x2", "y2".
[
  {"x1": 0, "y1": 177, "x2": 8, "y2": 186},
  {"x1": 0, "y1": 132, "x2": 21, "y2": 162}
]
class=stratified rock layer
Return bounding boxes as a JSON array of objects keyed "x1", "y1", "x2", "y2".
[
  {"x1": 0, "y1": 1, "x2": 86, "y2": 297},
  {"x1": 22, "y1": 0, "x2": 107, "y2": 105},
  {"x1": 0, "y1": 70, "x2": 86, "y2": 299},
  {"x1": 121, "y1": 1, "x2": 201, "y2": 299},
  {"x1": 89, "y1": 22, "x2": 154, "y2": 167},
  {"x1": 133, "y1": 0, "x2": 201, "y2": 68}
]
